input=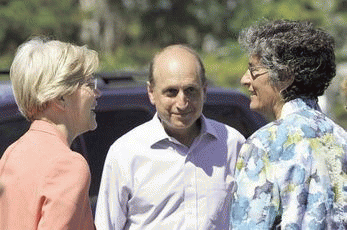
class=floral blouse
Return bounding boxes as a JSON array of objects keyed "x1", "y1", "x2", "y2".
[{"x1": 230, "y1": 98, "x2": 347, "y2": 229}]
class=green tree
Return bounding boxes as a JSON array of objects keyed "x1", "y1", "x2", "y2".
[{"x1": 0, "y1": 0, "x2": 80, "y2": 56}]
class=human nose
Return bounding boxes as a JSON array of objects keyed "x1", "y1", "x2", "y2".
[
  {"x1": 241, "y1": 70, "x2": 251, "y2": 86},
  {"x1": 94, "y1": 88, "x2": 101, "y2": 98},
  {"x1": 176, "y1": 91, "x2": 188, "y2": 109}
]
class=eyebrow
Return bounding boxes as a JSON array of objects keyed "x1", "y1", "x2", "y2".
[
  {"x1": 162, "y1": 86, "x2": 177, "y2": 92},
  {"x1": 85, "y1": 76, "x2": 95, "y2": 81},
  {"x1": 162, "y1": 83, "x2": 200, "y2": 91}
]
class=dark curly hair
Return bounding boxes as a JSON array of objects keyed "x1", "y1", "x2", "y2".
[{"x1": 239, "y1": 19, "x2": 336, "y2": 101}]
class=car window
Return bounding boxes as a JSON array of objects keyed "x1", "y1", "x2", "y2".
[
  {"x1": 203, "y1": 104, "x2": 258, "y2": 138},
  {"x1": 0, "y1": 117, "x2": 30, "y2": 157},
  {"x1": 82, "y1": 108, "x2": 153, "y2": 196},
  {"x1": 0, "y1": 117, "x2": 86, "y2": 159}
]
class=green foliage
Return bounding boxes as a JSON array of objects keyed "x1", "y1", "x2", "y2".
[
  {"x1": 2, "y1": 0, "x2": 347, "y2": 127},
  {"x1": 334, "y1": 101, "x2": 347, "y2": 128},
  {"x1": 229, "y1": 0, "x2": 325, "y2": 35},
  {"x1": 255, "y1": 0, "x2": 320, "y2": 20},
  {"x1": 0, "y1": 0, "x2": 80, "y2": 54},
  {"x1": 99, "y1": 45, "x2": 159, "y2": 72},
  {"x1": 202, "y1": 41, "x2": 248, "y2": 90},
  {"x1": 0, "y1": 54, "x2": 13, "y2": 71}
]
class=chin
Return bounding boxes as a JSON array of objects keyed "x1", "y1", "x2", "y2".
[
  {"x1": 175, "y1": 121, "x2": 196, "y2": 130},
  {"x1": 249, "y1": 103, "x2": 258, "y2": 111},
  {"x1": 84, "y1": 120, "x2": 97, "y2": 133},
  {"x1": 90, "y1": 122, "x2": 98, "y2": 131},
  {"x1": 166, "y1": 120, "x2": 189, "y2": 129},
  {"x1": 250, "y1": 105, "x2": 265, "y2": 116}
]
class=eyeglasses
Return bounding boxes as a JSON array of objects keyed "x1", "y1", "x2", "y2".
[
  {"x1": 81, "y1": 77, "x2": 97, "y2": 90},
  {"x1": 248, "y1": 66, "x2": 268, "y2": 80}
]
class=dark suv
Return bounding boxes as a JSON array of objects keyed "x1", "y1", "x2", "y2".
[{"x1": 0, "y1": 71, "x2": 267, "y2": 203}]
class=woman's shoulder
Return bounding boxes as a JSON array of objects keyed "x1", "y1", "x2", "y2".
[
  {"x1": 248, "y1": 108, "x2": 347, "y2": 153},
  {"x1": 247, "y1": 111, "x2": 321, "y2": 145},
  {"x1": 44, "y1": 150, "x2": 91, "y2": 187}
]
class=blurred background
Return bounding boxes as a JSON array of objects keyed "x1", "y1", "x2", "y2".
[{"x1": 1, "y1": 0, "x2": 347, "y2": 126}]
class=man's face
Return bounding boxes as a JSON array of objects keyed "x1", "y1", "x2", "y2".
[{"x1": 148, "y1": 48, "x2": 206, "y2": 136}]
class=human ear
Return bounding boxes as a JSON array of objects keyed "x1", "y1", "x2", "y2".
[
  {"x1": 147, "y1": 81, "x2": 156, "y2": 105},
  {"x1": 203, "y1": 82, "x2": 208, "y2": 103},
  {"x1": 51, "y1": 96, "x2": 66, "y2": 111},
  {"x1": 277, "y1": 70, "x2": 295, "y2": 93}
]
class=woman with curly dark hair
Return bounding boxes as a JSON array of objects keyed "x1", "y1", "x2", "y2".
[{"x1": 230, "y1": 20, "x2": 347, "y2": 229}]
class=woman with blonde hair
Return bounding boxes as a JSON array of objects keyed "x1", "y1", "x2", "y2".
[{"x1": 0, "y1": 37, "x2": 100, "y2": 229}]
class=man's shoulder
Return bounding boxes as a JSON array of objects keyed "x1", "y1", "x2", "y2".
[
  {"x1": 112, "y1": 119, "x2": 155, "y2": 145},
  {"x1": 205, "y1": 117, "x2": 233, "y2": 128},
  {"x1": 106, "y1": 118, "x2": 161, "y2": 157},
  {"x1": 204, "y1": 117, "x2": 245, "y2": 141},
  {"x1": 123, "y1": 118, "x2": 154, "y2": 136}
]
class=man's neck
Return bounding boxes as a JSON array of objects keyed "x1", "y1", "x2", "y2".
[{"x1": 165, "y1": 119, "x2": 202, "y2": 148}]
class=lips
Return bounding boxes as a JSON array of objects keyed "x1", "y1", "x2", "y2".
[
  {"x1": 173, "y1": 111, "x2": 191, "y2": 117},
  {"x1": 91, "y1": 101, "x2": 97, "y2": 113},
  {"x1": 249, "y1": 91, "x2": 256, "y2": 96}
]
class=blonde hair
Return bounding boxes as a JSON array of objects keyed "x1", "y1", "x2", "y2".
[{"x1": 10, "y1": 37, "x2": 99, "y2": 121}]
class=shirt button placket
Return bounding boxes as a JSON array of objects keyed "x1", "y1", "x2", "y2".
[{"x1": 184, "y1": 150, "x2": 198, "y2": 230}]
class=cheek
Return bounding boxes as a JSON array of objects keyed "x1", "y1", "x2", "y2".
[
  {"x1": 156, "y1": 97, "x2": 173, "y2": 111},
  {"x1": 78, "y1": 98, "x2": 92, "y2": 118},
  {"x1": 261, "y1": 87, "x2": 280, "y2": 105},
  {"x1": 189, "y1": 92, "x2": 204, "y2": 103},
  {"x1": 192, "y1": 98, "x2": 204, "y2": 110}
]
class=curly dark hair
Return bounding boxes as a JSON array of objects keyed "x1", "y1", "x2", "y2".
[{"x1": 239, "y1": 19, "x2": 336, "y2": 101}]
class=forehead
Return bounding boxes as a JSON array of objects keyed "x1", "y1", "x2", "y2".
[
  {"x1": 153, "y1": 48, "x2": 202, "y2": 87},
  {"x1": 156, "y1": 72, "x2": 201, "y2": 89},
  {"x1": 248, "y1": 55, "x2": 262, "y2": 66}
]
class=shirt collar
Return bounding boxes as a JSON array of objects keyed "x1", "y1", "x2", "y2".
[
  {"x1": 149, "y1": 113, "x2": 172, "y2": 144},
  {"x1": 200, "y1": 115, "x2": 219, "y2": 139},
  {"x1": 149, "y1": 113, "x2": 218, "y2": 145},
  {"x1": 280, "y1": 98, "x2": 321, "y2": 119}
]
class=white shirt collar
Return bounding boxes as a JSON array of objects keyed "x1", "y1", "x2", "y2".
[{"x1": 149, "y1": 113, "x2": 219, "y2": 146}]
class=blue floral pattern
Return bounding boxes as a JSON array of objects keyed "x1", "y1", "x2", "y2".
[{"x1": 230, "y1": 98, "x2": 347, "y2": 229}]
